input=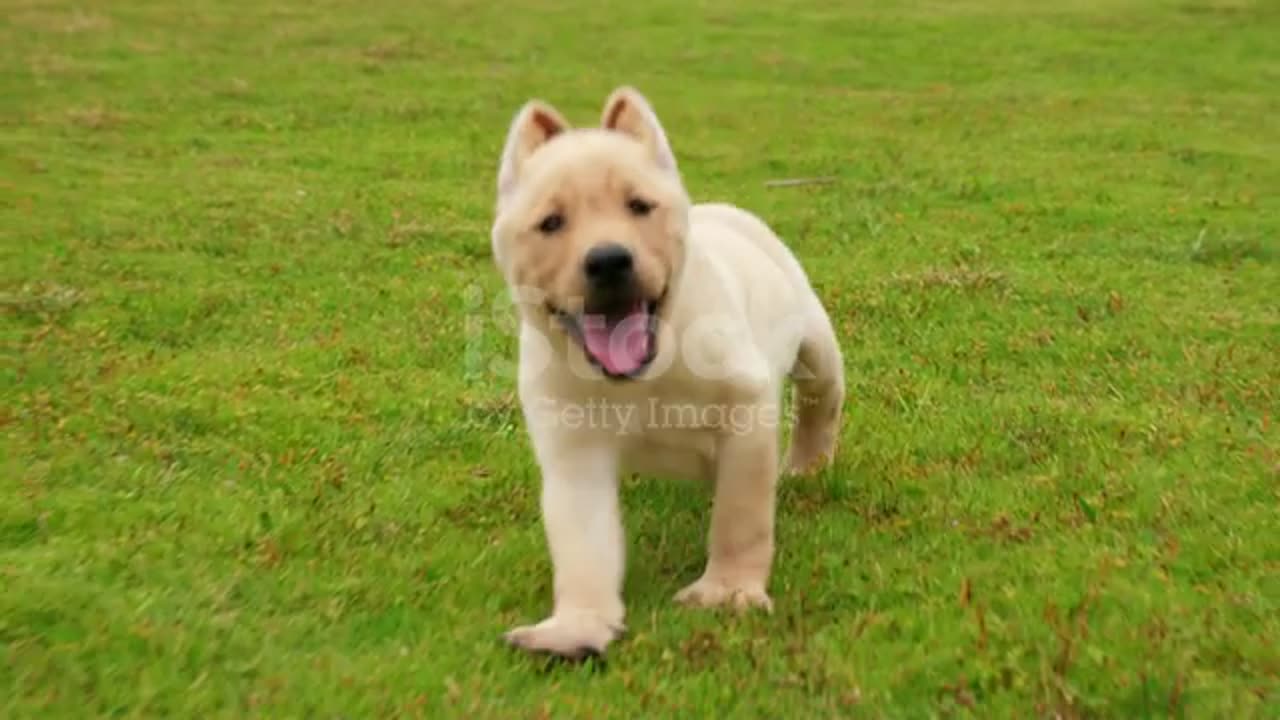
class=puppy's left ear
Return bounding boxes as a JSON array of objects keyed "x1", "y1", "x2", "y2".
[
  {"x1": 497, "y1": 100, "x2": 571, "y2": 204},
  {"x1": 601, "y1": 86, "x2": 678, "y2": 173}
]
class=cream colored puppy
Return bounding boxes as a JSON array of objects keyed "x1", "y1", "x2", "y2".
[{"x1": 490, "y1": 87, "x2": 844, "y2": 660}]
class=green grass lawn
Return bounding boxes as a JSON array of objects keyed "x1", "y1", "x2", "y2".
[{"x1": 3, "y1": 0, "x2": 1278, "y2": 716}]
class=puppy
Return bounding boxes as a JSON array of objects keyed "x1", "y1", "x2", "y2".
[{"x1": 489, "y1": 87, "x2": 844, "y2": 660}]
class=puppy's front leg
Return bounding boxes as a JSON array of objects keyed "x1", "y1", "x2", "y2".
[
  {"x1": 505, "y1": 438, "x2": 625, "y2": 660},
  {"x1": 675, "y1": 414, "x2": 778, "y2": 611}
]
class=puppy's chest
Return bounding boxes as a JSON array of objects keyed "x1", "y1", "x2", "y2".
[
  {"x1": 620, "y1": 424, "x2": 718, "y2": 483},
  {"x1": 612, "y1": 396, "x2": 722, "y2": 482}
]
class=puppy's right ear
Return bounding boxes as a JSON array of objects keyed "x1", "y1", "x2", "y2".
[
  {"x1": 497, "y1": 100, "x2": 570, "y2": 204},
  {"x1": 601, "y1": 86, "x2": 678, "y2": 174}
]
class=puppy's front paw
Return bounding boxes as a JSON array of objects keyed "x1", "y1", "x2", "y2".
[
  {"x1": 504, "y1": 611, "x2": 623, "y2": 661},
  {"x1": 674, "y1": 576, "x2": 773, "y2": 613},
  {"x1": 784, "y1": 439, "x2": 834, "y2": 477}
]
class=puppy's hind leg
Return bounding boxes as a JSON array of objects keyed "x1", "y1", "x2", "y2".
[{"x1": 785, "y1": 301, "x2": 844, "y2": 476}]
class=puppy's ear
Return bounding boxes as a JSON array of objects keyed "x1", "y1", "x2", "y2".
[
  {"x1": 497, "y1": 100, "x2": 571, "y2": 203},
  {"x1": 601, "y1": 86, "x2": 678, "y2": 173}
]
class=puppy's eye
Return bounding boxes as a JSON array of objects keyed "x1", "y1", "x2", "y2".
[
  {"x1": 627, "y1": 198, "x2": 655, "y2": 217},
  {"x1": 537, "y1": 212, "x2": 565, "y2": 234}
]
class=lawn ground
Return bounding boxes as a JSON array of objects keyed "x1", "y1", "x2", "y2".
[{"x1": 2, "y1": 0, "x2": 1278, "y2": 716}]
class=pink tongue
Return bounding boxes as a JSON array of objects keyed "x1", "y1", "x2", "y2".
[{"x1": 581, "y1": 304, "x2": 651, "y2": 376}]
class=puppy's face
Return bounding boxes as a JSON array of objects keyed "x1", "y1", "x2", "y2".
[{"x1": 491, "y1": 88, "x2": 690, "y2": 379}]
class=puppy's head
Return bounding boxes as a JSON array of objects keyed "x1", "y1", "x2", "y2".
[{"x1": 490, "y1": 87, "x2": 690, "y2": 380}]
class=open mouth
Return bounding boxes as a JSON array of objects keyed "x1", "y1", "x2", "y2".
[{"x1": 550, "y1": 295, "x2": 662, "y2": 379}]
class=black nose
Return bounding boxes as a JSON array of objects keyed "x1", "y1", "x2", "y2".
[{"x1": 583, "y1": 243, "x2": 634, "y2": 286}]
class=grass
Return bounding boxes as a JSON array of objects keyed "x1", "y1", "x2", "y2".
[{"x1": 2, "y1": 0, "x2": 1278, "y2": 716}]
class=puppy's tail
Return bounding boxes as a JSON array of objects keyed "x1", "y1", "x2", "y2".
[{"x1": 786, "y1": 299, "x2": 844, "y2": 475}]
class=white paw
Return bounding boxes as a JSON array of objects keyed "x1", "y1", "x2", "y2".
[
  {"x1": 785, "y1": 451, "x2": 829, "y2": 477},
  {"x1": 785, "y1": 439, "x2": 834, "y2": 476},
  {"x1": 674, "y1": 575, "x2": 773, "y2": 612},
  {"x1": 504, "y1": 611, "x2": 623, "y2": 660}
]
